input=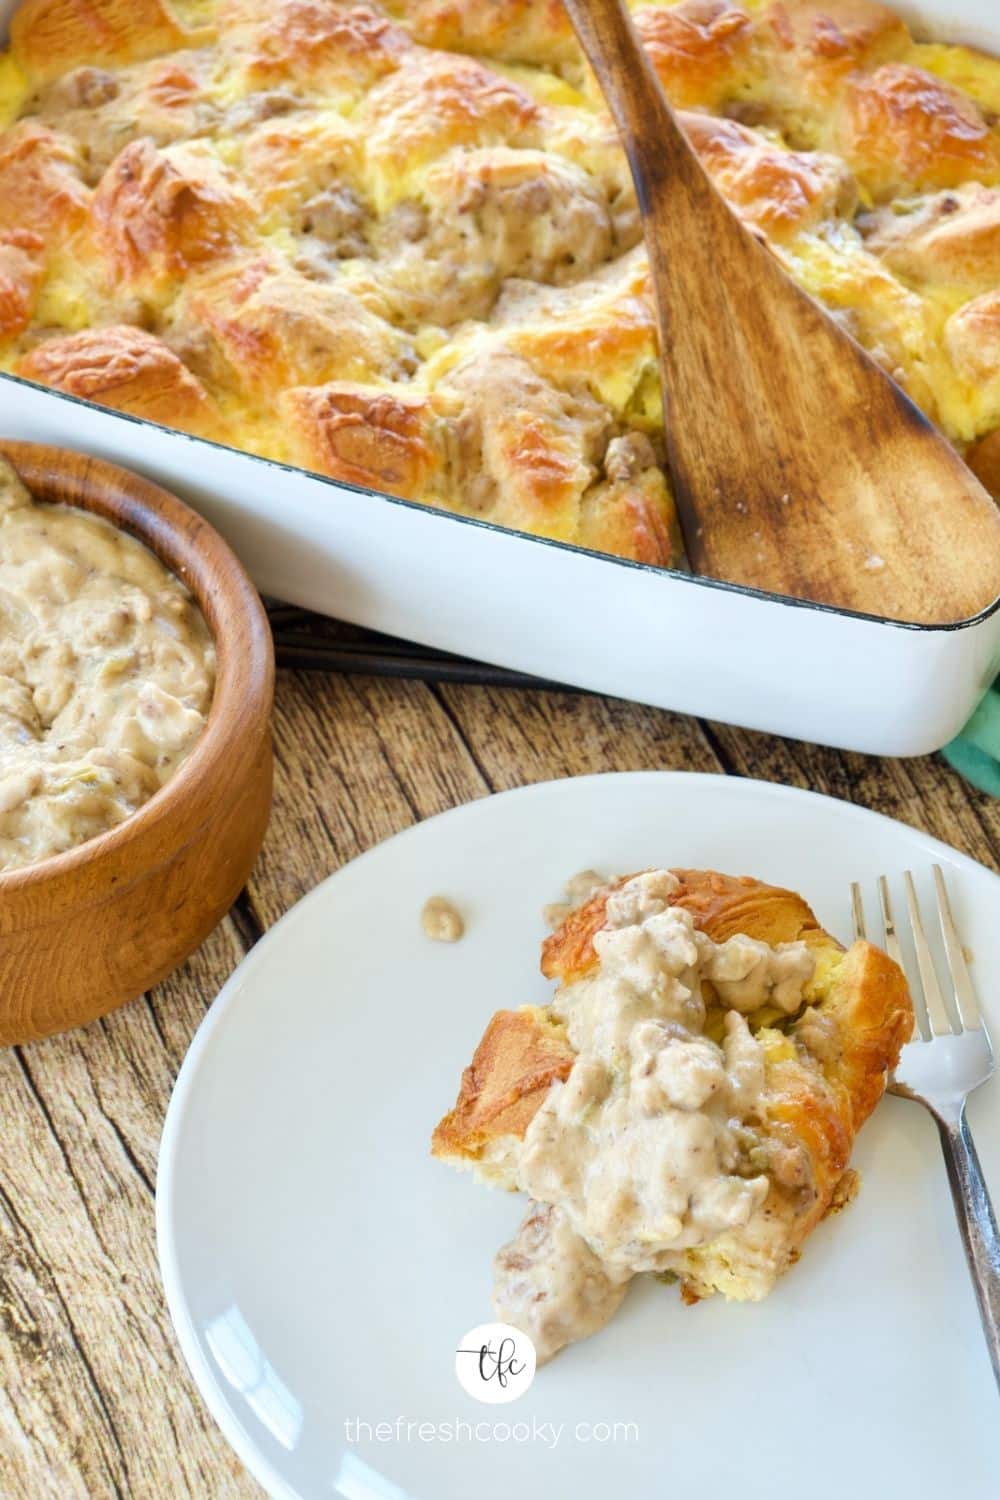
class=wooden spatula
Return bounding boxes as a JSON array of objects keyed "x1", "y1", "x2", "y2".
[{"x1": 562, "y1": 0, "x2": 1000, "y2": 625}]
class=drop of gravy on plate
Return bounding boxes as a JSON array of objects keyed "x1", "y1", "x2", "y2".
[{"x1": 421, "y1": 895, "x2": 464, "y2": 943}]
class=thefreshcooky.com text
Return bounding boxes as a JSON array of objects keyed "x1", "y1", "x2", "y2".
[{"x1": 344, "y1": 1417, "x2": 640, "y2": 1450}]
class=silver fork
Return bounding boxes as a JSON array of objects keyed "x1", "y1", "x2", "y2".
[{"x1": 851, "y1": 866, "x2": 1000, "y2": 1389}]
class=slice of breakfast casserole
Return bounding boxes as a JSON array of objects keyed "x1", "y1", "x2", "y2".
[{"x1": 433, "y1": 867, "x2": 912, "y2": 1362}]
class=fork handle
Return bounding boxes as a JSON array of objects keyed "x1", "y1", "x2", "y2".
[{"x1": 936, "y1": 1106, "x2": 1000, "y2": 1389}]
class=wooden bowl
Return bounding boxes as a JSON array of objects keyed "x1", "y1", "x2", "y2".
[{"x1": 0, "y1": 441, "x2": 274, "y2": 1045}]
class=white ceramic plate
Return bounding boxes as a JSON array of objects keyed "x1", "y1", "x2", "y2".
[{"x1": 157, "y1": 773, "x2": 1000, "y2": 1500}]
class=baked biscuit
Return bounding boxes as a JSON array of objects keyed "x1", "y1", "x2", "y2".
[
  {"x1": 359, "y1": 51, "x2": 542, "y2": 207},
  {"x1": 219, "y1": 0, "x2": 413, "y2": 94},
  {"x1": 90, "y1": 138, "x2": 253, "y2": 300},
  {"x1": 0, "y1": 230, "x2": 44, "y2": 337},
  {"x1": 164, "y1": 256, "x2": 413, "y2": 402},
  {"x1": 240, "y1": 112, "x2": 365, "y2": 231},
  {"x1": 840, "y1": 63, "x2": 1000, "y2": 198},
  {"x1": 946, "y1": 292, "x2": 1000, "y2": 384},
  {"x1": 436, "y1": 346, "x2": 640, "y2": 543},
  {"x1": 0, "y1": 121, "x2": 90, "y2": 239},
  {"x1": 752, "y1": 0, "x2": 909, "y2": 125},
  {"x1": 15, "y1": 324, "x2": 225, "y2": 436},
  {"x1": 432, "y1": 1005, "x2": 575, "y2": 1178},
  {"x1": 281, "y1": 382, "x2": 442, "y2": 500},
  {"x1": 493, "y1": 251, "x2": 659, "y2": 413},
  {"x1": 10, "y1": 0, "x2": 205, "y2": 85},
  {"x1": 541, "y1": 107, "x2": 644, "y2": 253},
  {"x1": 682, "y1": 111, "x2": 858, "y2": 238},
  {"x1": 861, "y1": 185, "x2": 1000, "y2": 291},
  {"x1": 32, "y1": 51, "x2": 222, "y2": 182},
  {"x1": 576, "y1": 445, "x2": 675, "y2": 565},
  {"x1": 385, "y1": 0, "x2": 578, "y2": 70},
  {"x1": 634, "y1": 1, "x2": 752, "y2": 110}
]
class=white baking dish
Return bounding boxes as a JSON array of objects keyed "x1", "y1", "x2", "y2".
[{"x1": 1, "y1": 0, "x2": 998, "y2": 756}]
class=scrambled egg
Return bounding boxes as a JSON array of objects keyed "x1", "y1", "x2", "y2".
[{"x1": 0, "y1": 53, "x2": 26, "y2": 128}]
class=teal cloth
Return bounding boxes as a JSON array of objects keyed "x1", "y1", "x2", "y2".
[{"x1": 943, "y1": 680, "x2": 1000, "y2": 797}]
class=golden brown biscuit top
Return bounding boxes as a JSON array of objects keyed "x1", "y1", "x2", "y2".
[{"x1": 1, "y1": 0, "x2": 999, "y2": 562}]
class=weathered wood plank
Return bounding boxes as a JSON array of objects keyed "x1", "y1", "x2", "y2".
[
  {"x1": 0, "y1": 921, "x2": 257, "y2": 1500},
  {"x1": 704, "y1": 723, "x2": 1000, "y2": 874},
  {"x1": 247, "y1": 671, "x2": 488, "y2": 928},
  {"x1": 434, "y1": 684, "x2": 723, "y2": 787}
]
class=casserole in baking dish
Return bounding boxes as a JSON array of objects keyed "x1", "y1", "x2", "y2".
[
  {"x1": 3, "y1": 0, "x2": 1000, "y2": 559},
  {"x1": 0, "y1": 0, "x2": 998, "y2": 754}
]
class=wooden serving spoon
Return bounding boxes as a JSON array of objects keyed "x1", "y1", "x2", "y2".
[{"x1": 562, "y1": 0, "x2": 1000, "y2": 625}]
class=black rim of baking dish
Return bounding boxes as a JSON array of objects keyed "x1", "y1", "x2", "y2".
[{"x1": 2, "y1": 370, "x2": 999, "y2": 634}]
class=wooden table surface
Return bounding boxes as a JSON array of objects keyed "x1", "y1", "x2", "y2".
[{"x1": 2, "y1": 634, "x2": 998, "y2": 1499}]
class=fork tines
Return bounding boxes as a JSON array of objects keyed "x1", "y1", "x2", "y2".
[{"x1": 851, "y1": 866, "x2": 982, "y2": 1040}]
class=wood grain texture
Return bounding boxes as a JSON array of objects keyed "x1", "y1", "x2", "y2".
[
  {"x1": 0, "y1": 443, "x2": 274, "y2": 1045},
  {"x1": 1, "y1": 652, "x2": 998, "y2": 1498},
  {"x1": 562, "y1": 0, "x2": 1000, "y2": 625}
]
